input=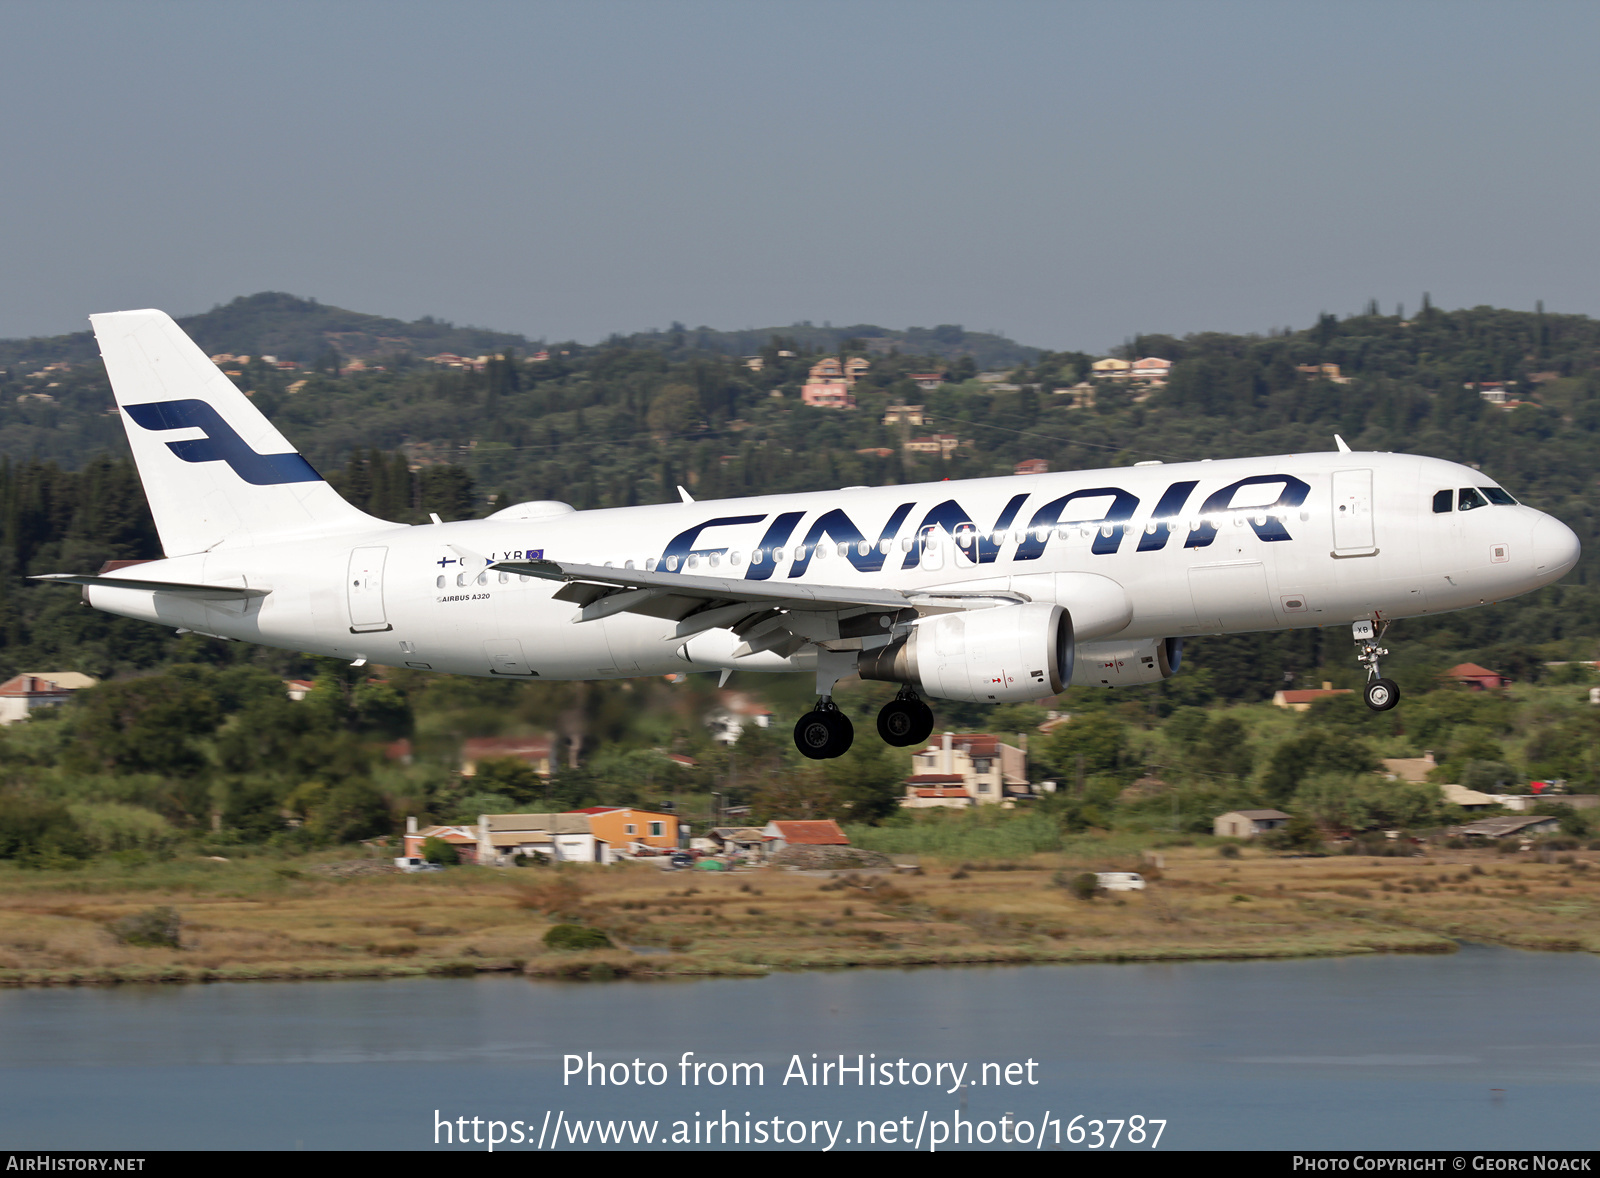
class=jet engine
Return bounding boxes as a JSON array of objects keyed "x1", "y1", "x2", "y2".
[
  {"x1": 858, "y1": 602, "x2": 1072, "y2": 703},
  {"x1": 1070, "y1": 637, "x2": 1183, "y2": 687}
]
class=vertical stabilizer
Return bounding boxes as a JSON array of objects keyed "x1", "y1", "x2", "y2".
[{"x1": 91, "y1": 309, "x2": 380, "y2": 556}]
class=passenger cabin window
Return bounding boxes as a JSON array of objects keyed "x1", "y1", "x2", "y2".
[
  {"x1": 1432, "y1": 490, "x2": 1453, "y2": 513},
  {"x1": 1458, "y1": 487, "x2": 1489, "y2": 511},
  {"x1": 1480, "y1": 486, "x2": 1517, "y2": 505}
]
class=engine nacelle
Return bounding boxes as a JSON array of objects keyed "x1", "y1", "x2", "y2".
[
  {"x1": 1071, "y1": 638, "x2": 1183, "y2": 687},
  {"x1": 858, "y1": 602, "x2": 1072, "y2": 703}
]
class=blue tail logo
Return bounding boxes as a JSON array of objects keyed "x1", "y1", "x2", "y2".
[{"x1": 124, "y1": 399, "x2": 322, "y2": 485}]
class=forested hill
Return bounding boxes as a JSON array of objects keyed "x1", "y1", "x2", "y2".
[
  {"x1": 0, "y1": 292, "x2": 535, "y2": 369},
  {"x1": 3, "y1": 296, "x2": 1600, "y2": 681},
  {"x1": 0, "y1": 292, "x2": 1036, "y2": 371}
]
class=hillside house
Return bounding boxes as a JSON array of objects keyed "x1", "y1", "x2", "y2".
[
  {"x1": 569, "y1": 806, "x2": 681, "y2": 855},
  {"x1": 0, "y1": 672, "x2": 98, "y2": 725},
  {"x1": 902, "y1": 732, "x2": 1030, "y2": 807},
  {"x1": 1053, "y1": 383, "x2": 1095, "y2": 409},
  {"x1": 1296, "y1": 363, "x2": 1346, "y2": 382},
  {"x1": 1129, "y1": 357, "x2": 1171, "y2": 382},
  {"x1": 800, "y1": 356, "x2": 866, "y2": 410},
  {"x1": 402, "y1": 818, "x2": 482, "y2": 864},
  {"x1": 460, "y1": 736, "x2": 554, "y2": 777},
  {"x1": 903, "y1": 434, "x2": 961, "y2": 458},
  {"x1": 1014, "y1": 458, "x2": 1049, "y2": 476},
  {"x1": 1091, "y1": 358, "x2": 1131, "y2": 380},
  {"x1": 704, "y1": 690, "x2": 774, "y2": 744},
  {"x1": 1444, "y1": 663, "x2": 1507, "y2": 691},
  {"x1": 466, "y1": 813, "x2": 611, "y2": 864},
  {"x1": 1272, "y1": 682, "x2": 1353, "y2": 712},
  {"x1": 883, "y1": 403, "x2": 925, "y2": 426},
  {"x1": 1213, "y1": 810, "x2": 1291, "y2": 838},
  {"x1": 908, "y1": 372, "x2": 945, "y2": 391},
  {"x1": 1381, "y1": 753, "x2": 1436, "y2": 782},
  {"x1": 1457, "y1": 815, "x2": 1560, "y2": 840},
  {"x1": 708, "y1": 827, "x2": 772, "y2": 860},
  {"x1": 1440, "y1": 783, "x2": 1498, "y2": 810},
  {"x1": 763, "y1": 819, "x2": 849, "y2": 852}
]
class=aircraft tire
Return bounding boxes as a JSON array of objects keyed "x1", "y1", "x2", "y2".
[
  {"x1": 878, "y1": 699, "x2": 934, "y2": 747},
  {"x1": 794, "y1": 709, "x2": 854, "y2": 759},
  {"x1": 1363, "y1": 678, "x2": 1401, "y2": 711}
]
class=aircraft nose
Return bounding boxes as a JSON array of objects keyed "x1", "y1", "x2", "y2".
[{"x1": 1532, "y1": 514, "x2": 1580, "y2": 577}]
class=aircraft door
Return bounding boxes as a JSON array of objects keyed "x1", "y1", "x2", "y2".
[
  {"x1": 918, "y1": 525, "x2": 944, "y2": 571},
  {"x1": 1332, "y1": 469, "x2": 1376, "y2": 554},
  {"x1": 347, "y1": 547, "x2": 391, "y2": 632}
]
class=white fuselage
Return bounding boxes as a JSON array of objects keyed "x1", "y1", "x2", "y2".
[{"x1": 82, "y1": 450, "x2": 1579, "y2": 690}]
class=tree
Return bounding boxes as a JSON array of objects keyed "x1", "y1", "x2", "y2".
[{"x1": 1260, "y1": 731, "x2": 1377, "y2": 805}]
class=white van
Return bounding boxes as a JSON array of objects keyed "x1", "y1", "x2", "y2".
[{"x1": 1095, "y1": 872, "x2": 1146, "y2": 891}]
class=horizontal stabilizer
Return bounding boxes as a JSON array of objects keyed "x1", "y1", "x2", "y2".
[{"x1": 32, "y1": 574, "x2": 270, "y2": 600}]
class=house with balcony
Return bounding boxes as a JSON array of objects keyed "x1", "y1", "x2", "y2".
[{"x1": 901, "y1": 732, "x2": 1031, "y2": 807}]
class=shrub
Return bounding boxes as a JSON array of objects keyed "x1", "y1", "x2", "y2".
[
  {"x1": 543, "y1": 924, "x2": 612, "y2": 951},
  {"x1": 109, "y1": 906, "x2": 181, "y2": 949},
  {"x1": 422, "y1": 837, "x2": 459, "y2": 866},
  {"x1": 1217, "y1": 844, "x2": 1241, "y2": 859},
  {"x1": 67, "y1": 802, "x2": 180, "y2": 854},
  {"x1": 1062, "y1": 871, "x2": 1101, "y2": 901},
  {"x1": 516, "y1": 875, "x2": 588, "y2": 917}
]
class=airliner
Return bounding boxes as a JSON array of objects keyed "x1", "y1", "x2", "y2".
[{"x1": 40, "y1": 310, "x2": 1581, "y2": 759}]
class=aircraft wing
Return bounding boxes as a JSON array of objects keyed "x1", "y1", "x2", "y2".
[{"x1": 481, "y1": 554, "x2": 1025, "y2": 656}]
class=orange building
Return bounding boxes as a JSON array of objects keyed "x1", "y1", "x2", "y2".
[{"x1": 568, "y1": 806, "x2": 681, "y2": 853}]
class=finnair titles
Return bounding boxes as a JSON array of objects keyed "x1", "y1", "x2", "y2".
[{"x1": 41, "y1": 310, "x2": 1581, "y2": 759}]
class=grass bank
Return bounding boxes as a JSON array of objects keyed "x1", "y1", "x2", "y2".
[{"x1": 0, "y1": 841, "x2": 1594, "y2": 987}]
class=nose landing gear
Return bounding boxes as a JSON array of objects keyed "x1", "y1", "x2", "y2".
[
  {"x1": 877, "y1": 687, "x2": 935, "y2": 747},
  {"x1": 1354, "y1": 619, "x2": 1400, "y2": 711}
]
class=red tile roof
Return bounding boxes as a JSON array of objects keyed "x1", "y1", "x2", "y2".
[
  {"x1": 463, "y1": 736, "x2": 552, "y2": 757},
  {"x1": 1446, "y1": 663, "x2": 1502, "y2": 679},
  {"x1": 914, "y1": 788, "x2": 970, "y2": 799},
  {"x1": 921, "y1": 734, "x2": 1002, "y2": 757},
  {"x1": 1277, "y1": 688, "x2": 1352, "y2": 704},
  {"x1": 0, "y1": 675, "x2": 73, "y2": 698},
  {"x1": 768, "y1": 820, "x2": 849, "y2": 845}
]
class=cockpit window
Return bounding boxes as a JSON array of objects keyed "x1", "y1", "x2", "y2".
[
  {"x1": 1479, "y1": 486, "x2": 1517, "y2": 506},
  {"x1": 1432, "y1": 490, "x2": 1453, "y2": 514},
  {"x1": 1458, "y1": 487, "x2": 1488, "y2": 511}
]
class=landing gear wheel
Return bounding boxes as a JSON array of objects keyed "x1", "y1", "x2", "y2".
[
  {"x1": 794, "y1": 705, "x2": 855, "y2": 759},
  {"x1": 1364, "y1": 678, "x2": 1400, "y2": 711},
  {"x1": 877, "y1": 698, "x2": 934, "y2": 747}
]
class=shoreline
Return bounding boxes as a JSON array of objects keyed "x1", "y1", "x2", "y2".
[{"x1": 1, "y1": 844, "x2": 1592, "y2": 988}]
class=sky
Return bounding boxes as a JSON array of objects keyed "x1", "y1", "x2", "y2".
[{"x1": 2, "y1": 0, "x2": 1598, "y2": 351}]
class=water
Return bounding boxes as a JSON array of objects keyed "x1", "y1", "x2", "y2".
[{"x1": 2, "y1": 943, "x2": 1596, "y2": 1150}]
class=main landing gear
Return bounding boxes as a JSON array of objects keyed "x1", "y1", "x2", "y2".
[
  {"x1": 793, "y1": 649, "x2": 937, "y2": 760},
  {"x1": 794, "y1": 691, "x2": 937, "y2": 759},
  {"x1": 794, "y1": 699, "x2": 854, "y2": 760},
  {"x1": 877, "y1": 687, "x2": 935, "y2": 748},
  {"x1": 1354, "y1": 619, "x2": 1400, "y2": 711}
]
